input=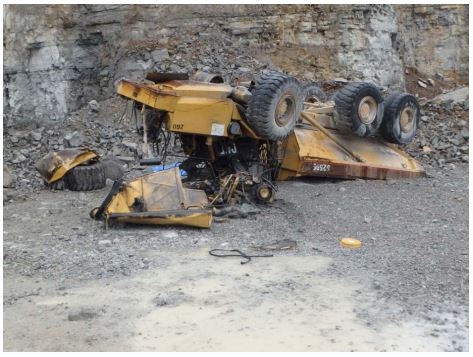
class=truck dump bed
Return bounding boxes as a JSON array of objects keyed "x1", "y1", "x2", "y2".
[
  {"x1": 278, "y1": 109, "x2": 425, "y2": 180},
  {"x1": 278, "y1": 127, "x2": 424, "y2": 180}
]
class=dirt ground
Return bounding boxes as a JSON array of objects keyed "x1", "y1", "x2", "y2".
[{"x1": 3, "y1": 160, "x2": 469, "y2": 352}]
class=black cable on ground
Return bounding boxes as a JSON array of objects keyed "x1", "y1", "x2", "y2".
[{"x1": 209, "y1": 249, "x2": 273, "y2": 265}]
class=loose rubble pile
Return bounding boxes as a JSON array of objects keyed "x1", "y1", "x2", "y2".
[
  {"x1": 3, "y1": 97, "x2": 144, "y2": 196},
  {"x1": 122, "y1": 28, "x2": 272, "y2": 85},
  {"x1": 407, "y1": 88, "x2": 469, "y2": 167}
]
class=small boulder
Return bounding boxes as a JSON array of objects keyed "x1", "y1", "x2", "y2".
[
  {"x1": 122, "y1": 140, "x2": 138, "y2": 152},
  {"x1": 3, "y1": 165, "x2": 13, "y2": 188},
  {"x1": 64, "y1": 131, "x2": 83, "y2": 148},
  {"x1": 101, "y1": 157, "x2": 126, "y2": 180},
  {"x1": 11, "y1": 154, "x2": 27, "y2": 164},
  {"x1": 151, "y1": 48, "x2": 170, "y2": 62},
  {"x1": 30, "y1": 131, "x2": 42, "y2": 141},
  {"x1": 88, "y1": 100, "x2": 100, "y2": 113}
]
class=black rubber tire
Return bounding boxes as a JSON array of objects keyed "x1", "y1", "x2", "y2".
[
  {"x1": 380, "y1": 93, "x2": 420, "y2": 144},
  {"x1": 46, "y1": 179, "x2": 67, "y2": 190},
  {"x1": 247, "y1": 71, "x2": 302, "y2": 141},
  {"x1": 335, "y1": 82, "x2": 384, "y2": 137},
  {"x1": 328, "y1": 91, "x2": 339, "y2": 102},
  {"x1": 64, "y1": 162, "x2": 106, "y2": 191},
  {"x1": 301, "y1": 83, "x2": 327, "y2": 104}
]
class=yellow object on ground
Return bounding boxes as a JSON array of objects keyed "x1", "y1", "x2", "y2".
[
  {"x1": 93, "y1": 167, "x2": 212, "y2": 228},
  {"x1": 35, "y1": 148, "x2": 99, "y2": 183},
  {"x1": 340, "y1": 237, "x2": 362, "y2": 248}
]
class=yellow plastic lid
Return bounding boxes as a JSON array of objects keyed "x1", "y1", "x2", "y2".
[{"x1": 340, "y1": 237, "x2": 362, "y2": 248}]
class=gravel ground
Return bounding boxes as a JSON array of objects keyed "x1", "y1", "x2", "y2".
[{"x1": 3, "y1": 160, "x2": 469, "y2": 351}]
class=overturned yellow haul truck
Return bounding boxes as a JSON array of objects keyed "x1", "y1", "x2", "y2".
[{"x1": 92, "y1": 71, "x2": 424, "y2": 228}]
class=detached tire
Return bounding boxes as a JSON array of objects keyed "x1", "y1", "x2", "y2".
[
  {"x1": 335, "y1": 82, "x2": 384, "y2": 137},
  {"x1": 247, "y1": 71, "x2": 302, "y2": 141},
  {"x1": 380, "y1": 93, "x2": 420, "y2": 144},
  {"x1": 46, "y1": 179, "x2": 67, "y2": 190},
  {"x1": 65, "y1": 162, "x2": 106, "y2": 191}
]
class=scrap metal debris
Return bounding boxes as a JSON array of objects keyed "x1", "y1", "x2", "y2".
[
  {"x1": 251, "y1": 239, "x2": 297, "y2": 251},
  {"x1": 35, "y1": 148, "x2": 99, "y2": 184},
  {"x1": 35, "y1": 148, "x2": 107, "y2": 191},
  {"x1": 91, "y1": 167, "x2": 213, "y2": 228}
]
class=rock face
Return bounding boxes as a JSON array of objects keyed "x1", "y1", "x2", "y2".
[
  {"x1": 3, "y1": 4, "x2": 468, "y2": 123},
  {"x1": 395, "y1": 5, "x2": 469, "y2": 83}
]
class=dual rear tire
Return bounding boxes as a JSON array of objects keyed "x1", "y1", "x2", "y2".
[
  {"x1": 334, "y1": 82, "x2": 384, "y2": 137},
  {"x1": 380, "y1": 93, "x2": 420, "y2": 144},
  {"x1": 334, "y1": 82, "x2": 420, "y2": 144}
]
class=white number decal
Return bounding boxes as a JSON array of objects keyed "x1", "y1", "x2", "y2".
[
  {"x1": 313, "y1": 163, "x2": 331, "y2": 172},
  {"x1": 211, "y1": 123, "x2": 225, "y2": 136}
]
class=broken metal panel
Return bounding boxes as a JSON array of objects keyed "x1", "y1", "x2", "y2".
[
  {"x1": 96, "y1": 168, "x2": 212, "y2": 228},
  {"x1": 278, "y1": 128, "x2": 425, "y2": 180},
  {"x1": 35, "y1": 148, "x2": 99, "y2": 183},
  {"x1": 105, "y1": 168, "x2": 208, "y2": 212},
  {"x1": 108, "y1": 210, "x2": 212, "y2": 229}
]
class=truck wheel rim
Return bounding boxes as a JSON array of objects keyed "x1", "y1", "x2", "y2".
[
  {"x1": 400, "y1": 106, "x2": 415, "y2": 133},
  {"x1": 358, "y1": 96, "x2": 377, "y2": 124},
  {"x1": 257, "y1": 185, "x2": 272, "y2": 201},
  {"x1": 275, "y1": 94, "x2": 295, "y2": 127}
]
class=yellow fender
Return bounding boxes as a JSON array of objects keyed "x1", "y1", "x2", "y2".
[{"x1": 35, "y1": 148, "x2": 99, "y2": 183}]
